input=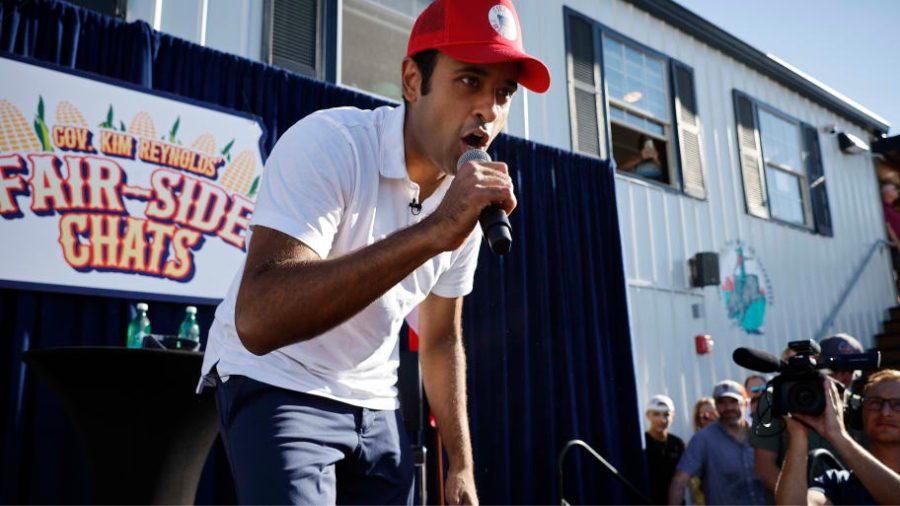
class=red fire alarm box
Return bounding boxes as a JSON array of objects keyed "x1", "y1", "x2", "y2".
[{"x1": 695, "y1": 334, "x2": 713, "y2": 355}]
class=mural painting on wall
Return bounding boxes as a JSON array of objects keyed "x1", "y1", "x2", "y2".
[
  {"x1": 0, "y1": 56, "x2": 265, "y2": 301},
  {"x1": 720, "y1": 240, "x2": 774, "y2": 334}
]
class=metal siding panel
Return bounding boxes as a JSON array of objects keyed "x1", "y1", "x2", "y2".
[
  {"x1": 648, "y1": 190, "x2": 665, "y2": 285},
  {"x1": 668, "y1": 198, "x2": 687, "y2": 287},
  {"x1": 631, "y1": 186, "x2": 654, "y2": 282},
  {"x1": 630, "y1": 286, "x2": 652, "y2": 401},
  {"x1": 160, "y1": 0, "x2": 204, "y2": 43},
  {"x1": 617, "y1": 178, "x2": 638, "y2": 279}
]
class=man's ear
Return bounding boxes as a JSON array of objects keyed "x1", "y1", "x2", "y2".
[{"x1": 401, "y1": 57, "x2": 422, "y2": 104}]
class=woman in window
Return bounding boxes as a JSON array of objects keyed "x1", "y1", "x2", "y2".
[{"x1": 618, "y1": 135, "x2": 663, "y2": 180}]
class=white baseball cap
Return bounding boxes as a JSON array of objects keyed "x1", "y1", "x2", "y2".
[{"x1": 646, "y1": 394, "x2": 675, "y2": 413}]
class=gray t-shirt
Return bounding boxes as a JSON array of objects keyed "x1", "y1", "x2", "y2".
[{"x1": 677, "y1": 421, "x2": 766, "y2": 505}]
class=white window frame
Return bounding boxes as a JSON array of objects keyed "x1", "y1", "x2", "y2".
[{"x1": 603, "y1": 34, "x2": 671, "y2": 146}]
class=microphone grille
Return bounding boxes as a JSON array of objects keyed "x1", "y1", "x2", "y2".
[{"x1": 457, "y1": 148, "x2": 491, "y2": 171}]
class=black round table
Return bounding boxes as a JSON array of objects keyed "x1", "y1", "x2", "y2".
[{"x1": 23, "y1": 347, "x2": 218, "y2": 504}]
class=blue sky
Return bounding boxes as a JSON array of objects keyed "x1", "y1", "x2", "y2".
[{"x1": 674, "y1": 0, "x2": 898, "y2": 136}]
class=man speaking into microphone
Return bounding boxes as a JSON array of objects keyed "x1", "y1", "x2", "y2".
[{"x1": 196, "y1": 0, "x2": 550, "y2": 504}]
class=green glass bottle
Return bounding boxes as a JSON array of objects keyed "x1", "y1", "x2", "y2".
[
  {"x1": 177, "y1": 306, "x2": 200, "y2": 349},
  {"x1": 126, "y1": 302, "x2": 151, "y2": 348}
]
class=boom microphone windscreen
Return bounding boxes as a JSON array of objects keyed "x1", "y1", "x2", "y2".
[{"x1": 732, "y1": 347, "x2": 781, "y2": 373}]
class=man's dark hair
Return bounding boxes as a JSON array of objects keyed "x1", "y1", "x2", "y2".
[{"x1": 404, "y1": 49, "x2": 439, "y2": 104}]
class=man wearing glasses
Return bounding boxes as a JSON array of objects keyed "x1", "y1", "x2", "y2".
[
  {"x1": 745, "y1": 374, "x2": 767, "y2": 421},
  {"x1": 775, "y1": 369, "x2": 900, "y2": 505}
]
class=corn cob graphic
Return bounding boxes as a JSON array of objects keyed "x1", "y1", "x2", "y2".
[
  {"x1": 56, "y1": 101, "x2": 88, "y2": 127},
  {"x1": 191, "y1": 133, "x2": 217, "y2": 156},
  {"x1": 0, "y1": 99, "x2": 43, "y2": 153},
  {"x1": 218, "y1": 149, "x2": 258, "y2": 196},
  {"x1": 128, "y1": 111, "x2": 157, "y2": 139}
]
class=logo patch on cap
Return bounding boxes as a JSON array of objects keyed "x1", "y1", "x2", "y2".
[{"x1": 488, "y1": 5, "x2": 518, "y2": 41}]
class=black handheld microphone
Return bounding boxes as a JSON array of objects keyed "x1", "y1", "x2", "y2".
[
  {"x1": 457, "y1": 149, "x2": 512, "y2": 255},
  {"x1": 732, "y1": 347, "x2": 782, "y2": 373}
]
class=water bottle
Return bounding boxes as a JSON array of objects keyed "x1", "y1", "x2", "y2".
[
  {"x1": 126, "y1": 303, "x2": 151, "y2": 348},
  {"x1": 177, "y1": 306, "x2": 200, "y2": 349}
]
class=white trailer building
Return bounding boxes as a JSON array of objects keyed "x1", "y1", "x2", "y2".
[{"x1": 114, "y1": 0, "x2": 894, "y2": 439}]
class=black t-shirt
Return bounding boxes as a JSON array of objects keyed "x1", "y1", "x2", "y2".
[
  {"x1": 810, "y1": 469, "x2": 877, "y2": 505},
  {"x1": 645, "y1": 432, "x2": 685, "y2": 504}
]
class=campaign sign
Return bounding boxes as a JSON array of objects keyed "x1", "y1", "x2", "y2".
[{"x1": 0, "y1": 56, "x2": 265, "y2": 302}]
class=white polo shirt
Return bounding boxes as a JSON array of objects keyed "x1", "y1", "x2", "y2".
[{"x1": 199, "y1": 104, "x2": 482, "y2": 410}]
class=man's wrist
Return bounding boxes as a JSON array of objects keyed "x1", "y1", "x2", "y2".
[
  {"x1": 827, "y1": 429, "x2": 854, "y2": 452},
  {"x1": 787, "y1": 432, "x2": 809, "y2": 454},
  {"x1": 414, "y1": 215, "x2": 458, "y2": 254},
  {"x1": 448, "y1": 460, "x2": 475, "y2": 475}
]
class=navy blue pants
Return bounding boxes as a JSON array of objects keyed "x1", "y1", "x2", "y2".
[{"x1": 215, "y1": 375, "x2": 415, "y2": 505}]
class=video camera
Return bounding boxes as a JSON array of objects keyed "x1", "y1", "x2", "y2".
[{"x1": 733, "y1": 340, "x2": 880, "y2": 416}]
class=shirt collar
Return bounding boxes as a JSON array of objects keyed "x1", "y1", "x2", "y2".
[
  {"x1": 713, "y1": 420, "x2": 748, "y2": 444},
  {"x1": 380, "y1": 103, "x2": 408, "y2": 180}
]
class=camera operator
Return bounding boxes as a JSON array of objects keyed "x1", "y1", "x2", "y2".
[
  {"x1": 774, "y1": 369, "x2": 900, "y2": 505},
  {"x1": 751, "y1": 336, "x2": 866, "y2": 499}
]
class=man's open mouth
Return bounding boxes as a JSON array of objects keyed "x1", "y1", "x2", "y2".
[{"x1": 462, "y1": 130, "x2": 489, "y2": 149}]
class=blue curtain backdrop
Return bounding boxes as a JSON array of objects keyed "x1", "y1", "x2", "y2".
[{"x1": 0, "y1": 0, "x2": 644, "y2": 504}]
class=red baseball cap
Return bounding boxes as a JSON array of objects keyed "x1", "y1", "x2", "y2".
[{"x1": 406, "y1": 0, "x2": 551, "y2": 93}]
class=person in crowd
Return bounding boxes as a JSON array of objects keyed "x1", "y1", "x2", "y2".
[
  {"x1": 818, "y1": 333, "x2": 864, "y2": 391},
  {"x1": 881, "y1": 182, "x2": 900, "y2": 297},
  {"x1": 692, "y1": 397, "x2": 719, "y2": 433},
  {"x1": 668, "y1": 380, "x2": 766, "y2": 505},
  {"x1": 688, "y1": 397, "x2": 719, "y2": 505},
  {"x1": 774, "y1": 369, "x2": 900, "y2": 505},
  {"x1": 196, "y1": 0, "x2": 550, "y2": 503},
  {"x1": 881, "y1": 183, "x2": 900, "y2": 249},
  {"x1": 644, "y1": 394, "x2": 685, "y2": 505},
  {"x1": 745, "y1": 374, "x2": 767, "y2": 421}
]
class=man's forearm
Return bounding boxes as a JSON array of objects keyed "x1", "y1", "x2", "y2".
[
  {"x1": 420, "y1": 333, "x2": 473, "y2": 472},
  {"x1": 830, "y1": 432, "x2": 900, "y2": 504},
  {"x1": 236, "y1": 220, "x2": 448, "y2": 355},
  {"x1": 755, "y1": 448, "x2": 780, "y2": 493},
  {"x1": 667, "y1": 471, "x2": 689, "y2": 505},
  {"x1": 774, "y1": 435, "x2": 808, "y2": 505}
]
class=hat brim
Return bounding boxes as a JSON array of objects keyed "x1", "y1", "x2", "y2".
[
  {"x1": 438, "y1": 43, "x2": 551, "y2": 93},
  {"x1": 716, "y1": 392, "x2": 744, "y2": 402}
]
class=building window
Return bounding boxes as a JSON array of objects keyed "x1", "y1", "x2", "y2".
[
  {"x1": 758, "y1": 109, "x2": 806, "y2": 225},
  {"x1": 565, "y1": 10, "x2": 706, "y2": 199},
  {"x1": 341, "y1": 0, "x2": 430, "y2": 101},
  {"x1": 733, "y1": 90, "x2": 832, "y2": 235},
  {"x1": 603, "y1": 35, "x2": 672, "y2": 184}
]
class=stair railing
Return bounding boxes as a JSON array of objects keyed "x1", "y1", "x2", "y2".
[
  {"x1": 557, "y1": 439, "x2": 649, "y2": 505},
  {"x1": 815, "y1": 239, "x2": 893, "y2": 341}
]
